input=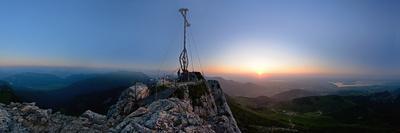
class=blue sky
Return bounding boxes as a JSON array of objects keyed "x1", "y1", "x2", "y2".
[{"x1": 0, "y1": 0, "x2": 399, "y2": 77}]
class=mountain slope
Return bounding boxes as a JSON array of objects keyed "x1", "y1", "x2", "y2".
[
  {"x1": 212, "y1": 77, "x2": 275, "y2": 97},
  {"x1": 0, "y1": 81, "x2": 20, "y2": 104},
  {"x1": 229, "y1": 89, "x2": 400, "y2": 132},
  {"x1": 56, "y1": 71, "x2": 150, "y2": 97},
  {"x1": 61, "y1": 86, "x2": 127, "y2": 115},
  {"x1": 232, "y1": 96, "x2": 273, "y2": 109},
  {"x1": 227, "y1": 96, "x2": 294, "y2": 133},
  {"x1": 271, "y1": 89, "x2": 320, "y2": 101}
]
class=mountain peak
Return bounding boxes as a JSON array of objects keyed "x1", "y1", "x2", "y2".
[{"x1": 0, "y1": 78, "x2": 241, "y2": 132}]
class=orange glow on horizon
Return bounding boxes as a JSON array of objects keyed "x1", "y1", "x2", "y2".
[
  {"x1": 208, "y1": 39, "x2": 334, "y2": 77},
  {"x1": 205, "y1": 65, "x2": 331, "y2": 77}
]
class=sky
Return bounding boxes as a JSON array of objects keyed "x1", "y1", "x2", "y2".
[{"x1": 0, "y1": 0, "x2": 399, "y2": 78}]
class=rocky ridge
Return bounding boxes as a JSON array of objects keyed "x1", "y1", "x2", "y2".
[{"x1": 0, "y1": 80, "x2": 241, "y2": 133}]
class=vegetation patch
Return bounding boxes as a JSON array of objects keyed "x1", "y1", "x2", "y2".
[
  {"x1": 0, "y1": 82, "x2": 20, "y2": 104},
  {"x1": 188, "y1": 82, "x2": 209, "y2": 106},
  {"x1": 149, "y1": 85, "x2": 169, "y2": 95},
  {"x1": 0, "y1": 89, "x2": 19, "y2": 104},
  {"x1": 229, "y1": 92, "x2": 400, "y2": 133},
  {"x1": 172, "y1": 87, "x2": 186, "y2": 99},
  {"x1": 226, "y1": 96, "x2": 289, "y2": 133}
]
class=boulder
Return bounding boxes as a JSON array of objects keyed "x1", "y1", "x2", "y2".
[
  {"x1": 0, "y1": 108, "x2": 11, "y2": 132},
  {"x1": 80, "y1": 110, "x2": 106, "y2": 125},
  {"x1": 107, "y1": 83, "x2": 150, "y2": 122},
  {"x1": 110, "y1": 98, "x2": 215, "y2": 133}
]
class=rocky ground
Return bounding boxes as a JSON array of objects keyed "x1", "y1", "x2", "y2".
[{"x1": 0, "y1": 80, "x2": 241, "y2": 133}]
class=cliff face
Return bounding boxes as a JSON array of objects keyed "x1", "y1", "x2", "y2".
[
  {"x1": 0, "y1": 80, "x2": 241, "y2": 133},
  {"x1": 208, "y1": 80, "x2": 241, "y2": 133}
]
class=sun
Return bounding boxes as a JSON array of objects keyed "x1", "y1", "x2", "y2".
[
  {"x1": 250, "y1": 61, "x2": 266, "y2": 76},
  {"x1": 255, "y1": 66, "x2": 266, "y2": 76},
  {"x1": 256, "y1": 69, "x2": 264, "y2": 76}
]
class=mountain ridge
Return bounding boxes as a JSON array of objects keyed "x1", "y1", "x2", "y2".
[{"x1": 0, "y1": 77, "x2": 241, "y2": 132}]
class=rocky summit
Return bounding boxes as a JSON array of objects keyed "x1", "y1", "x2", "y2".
[{"x1": 0, "y1": 79, "x2": 241, "y2": 133}]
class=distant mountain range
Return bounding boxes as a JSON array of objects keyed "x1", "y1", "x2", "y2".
[
  {"x1": 4, "y1": 72, "x2": 68, "y2": 91},
  {"x1": 271, "y1": 89, "x2": 321, "y2": 101},
  {"x1": 211, "y1": 77, "x2": 283, "y2": 97},
  {"x1": 2, "y1": 72, "x2": 97, "y2": 91},
  {"x1": 212, "y1": 76, "x2": 400, "y2": 98},
  {"x1": 212, "y1": 77, "x2": 335, "y2": 98},
  {"x1": 0, "y1": 71, "x2": 151, "y2": 115}
]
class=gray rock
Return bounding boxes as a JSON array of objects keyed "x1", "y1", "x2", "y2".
[
  {"x1": 107, "y1": 83, "x2": 150, "y2": 123},
  {"x1": 81, "y1": 110, "x2": 107, "y2": 125},
  {"x1": 111, "y1": 98, "x2": 215, "y2": 133},
  {"x1": 0, "y1": 108, "x2": 11, "y2": 132},
  {"x1": 126, "y1": 107, "x2": 148, "y2": 118}
]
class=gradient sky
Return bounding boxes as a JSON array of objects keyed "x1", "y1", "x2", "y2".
[{"x1": 0, "y1": 0, "x2": 399, "y2": 77}]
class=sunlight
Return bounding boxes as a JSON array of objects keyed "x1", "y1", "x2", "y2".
[
  {"x1": 256, "y1": 69, "x2": 264, "y2": 76},
  {"x1": 250, "y1": 61, "x2": 266, "y2": 76}
]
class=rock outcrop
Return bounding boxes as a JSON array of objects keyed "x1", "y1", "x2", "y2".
[
  {"x1": 111, "y1": 98, "x2": 214, "y2": 133},
  {"x1": 0, "y1": 80, "x2": 241, "y2": 133},
  {"x1": 107, "y1": 83, "x2": 150, "y2": 124},
  {"x1": 0, "y1": 102, "x2": 107, "y2": 133}
]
